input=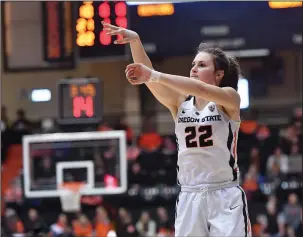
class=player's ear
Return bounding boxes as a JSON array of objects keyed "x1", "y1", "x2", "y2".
[{"x1": 215, "y1": 70, "x2": 224, "y2": 85}]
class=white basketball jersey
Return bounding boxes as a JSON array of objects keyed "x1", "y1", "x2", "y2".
[{"x1": 175, "y1": 96, "x2": 240, "y2": 188}]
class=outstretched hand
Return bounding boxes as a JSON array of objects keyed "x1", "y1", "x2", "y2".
[
  {"x1": 102, "y1": 21, "x2": 139, "y2": 44},
  {"x1": 125, "y1": 63, "x2": 153, "y2": 85}
]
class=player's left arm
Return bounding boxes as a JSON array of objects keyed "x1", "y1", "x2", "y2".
[{"x1": 126, "y1": 63, "x2": 241, "y2": 112}]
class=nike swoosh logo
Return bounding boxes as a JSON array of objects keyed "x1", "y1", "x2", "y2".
[{"x1": 230, "y1": 205, "x2": 240, "y2": 210}]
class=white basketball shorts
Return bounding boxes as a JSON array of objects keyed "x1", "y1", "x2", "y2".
[{"x1": 175, "y1": 186, "x2": 251, "y2": 237}]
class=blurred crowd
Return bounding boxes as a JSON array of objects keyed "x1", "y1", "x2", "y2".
[
  {"x1": 2, "y1": 205, "x2": 174, "y2": 237},
  {"x1": 1, "y1": 105, "x2": 302, "y2": 237}
]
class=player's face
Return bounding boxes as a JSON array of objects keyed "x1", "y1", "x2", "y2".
[{"x1": 190, "y1": 51, "x2": 220, "y2": 86}]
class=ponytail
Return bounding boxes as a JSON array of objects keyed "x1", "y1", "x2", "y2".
[{"x1": 219, "y1": 55, "x2": 241, "y2": 91}]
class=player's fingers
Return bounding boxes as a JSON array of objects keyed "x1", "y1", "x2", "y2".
[
  {"x1": 125, "y1": 68, "x2": 134, "y2": 75},
  {"x1": 125, "y1": 66, "x2": 135, "y2": 72},
  {"x1": 114, "y1": 38, "x2": 134, "y2": 44},
  {"x1": 102, "y1": 25, "x2": 115, "y2": 32},
  {"x1": 126, "y1": 63, "x2": 140, "y2": 69},
  {"x1": 126, "y1": 71, "x2": 132, "y2": 78},
  {"x1": 105, "y1": 29, "x2": 122, "y2": 36},
  {"x1": 127, "y1": 78, "x2": 137, "y2": 84},
  {"x1": 103, "y1": 27, "x2": 112, "y2": 32},
  {"x1": 102, "y1": 21, "x2": 119, "y2": 30},
  {"x1": 103, "y1": 28, "x2": 116, "y2": 34},
  {"x1": 126, "y1": 69, "x2": 136, "y2": 79}
]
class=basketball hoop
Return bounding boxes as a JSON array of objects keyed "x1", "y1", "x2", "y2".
[{"x1": 59, "y1": 182, "x2": 84, "y2": 212}]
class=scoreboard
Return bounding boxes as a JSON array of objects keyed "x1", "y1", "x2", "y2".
[
  {"x1": 74, "y1": 1, "x2": 302, "y2": 59},
  {"x1": 1, "y1": 1, "x2": 301, "y2": 72},
  {"x1": 76, "y1": 1, "x2": 128, "y2": 59}
]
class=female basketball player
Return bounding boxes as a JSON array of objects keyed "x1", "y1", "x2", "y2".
[{"x1": 103, "y1": 21, "x2": 251, "y2": 237}]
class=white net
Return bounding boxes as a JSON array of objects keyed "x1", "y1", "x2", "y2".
[{"x1": 59, "y1": 185, "x2": 82, "y2": 212}]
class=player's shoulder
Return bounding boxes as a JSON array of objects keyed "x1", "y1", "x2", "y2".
[
  {"x1": 222, "y1": 87, "x2": 241, "y2": 102},
  {"x1": 222, "y1": 86, "x2": 240, "y2": 96}
]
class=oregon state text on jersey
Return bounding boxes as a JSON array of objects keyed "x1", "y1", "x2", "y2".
[{"x1": 175, "y1": 96, "x2": 240, "y2": 188}]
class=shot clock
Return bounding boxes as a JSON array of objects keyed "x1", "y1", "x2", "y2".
[{"x1": 57, "y1": 78, "x2": 102, "y2": 124}]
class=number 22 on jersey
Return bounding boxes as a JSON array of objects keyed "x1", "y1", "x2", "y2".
[{"x1": 185, "y1": 125, "x2": 213, "y2": 148}]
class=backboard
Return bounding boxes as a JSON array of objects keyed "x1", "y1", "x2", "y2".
[{"x1": 22, "y1": 131, "x2": 127, "y2": 198}]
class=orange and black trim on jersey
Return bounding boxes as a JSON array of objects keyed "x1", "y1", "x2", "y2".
[
  {"x1": 227, "y1": 122, "x2": 238, "y2": 181},
  {"x1": 232, "y1": 130, "x2": 238, "y2": 162},
  {"x1": 237, "y1": 186, "x2": 251, "y2": 237}
]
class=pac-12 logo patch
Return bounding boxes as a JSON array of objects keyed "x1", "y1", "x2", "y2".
[{"x1": 208, "y1": 104, "x2": 215, "y2": 112}]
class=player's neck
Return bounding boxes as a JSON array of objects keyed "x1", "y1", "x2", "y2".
[{"x1": 194, "y1": 97, "x2": 209, "y2": 111}]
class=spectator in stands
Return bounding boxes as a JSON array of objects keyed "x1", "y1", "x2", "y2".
[
  {"x1": 239, "y1": 108, "x2": 259, "y2": 135},
  {"x1": 25, "y1": 208, "x2": 48, "y2": 236},
  {"x1": 256, "y1": 124, "x2": 271, "y2": 142},
  {"x1": 129, "y1": 162, "x2": 145, "y2": 185},
  {"x1": 36, "y1": 155, "x2": 56, "y2": 184},
  {"x1": 252, "y1": 214, "x2": 267, "y2": 237},
  {"x1": 292, "y1": 109, "x2": 302, "y2": 149},
  {"x1": 242, "y1": 165, "x2": 259, "y2": 200},
  {"x1": 293, "y1": 120, "x2": 302, "y2": 136},
  {"x1": 291, "y1": 107, "x2": 302, "y2": 128},
  {"x1": 250, "y1": 147, "x2": 261, "y2": 172},
  {"x1": 11, "y1": 108, "x2": 32, "y2": 132},
  {"x1": 103, "y1": 142, "x2": 119, "y2": 187},
  {"x1": 127, "y1": 144, "x2": 141, "y2": 162},
  {"x1": 50, "y1": 213, "x2": 73, "y2": 237},
  {"x1": 282, "y1": 193, "x2": 301, "y2": 232},
  {"x1": 136, "y1": 211, "x2": 156, "y2": 237},
  {"x1": 289, "y1": 144, "x2": 301, "y2": 160},
  {"x1": 284, "y1": 225, "x2": 297, "y2": 237},
  {"x1": 280, "y1": 125, "x2": 299, "y2": 154},
  {"x1": 98, "y1": 121, "x2": 113, "y2": 132},
  {"x1": 156, "y1": 207, "x2": 173, "y2": 236},
  {"x1": 266, "y1": 147, "x2": 288, "y2": 180},
  {"x1": 3, "y1": 208, "x2": 24, "y2": 236},
  {"x1": 293, "y1": 107, "x2": 302, "y2": 119},
  {"x1": 263, "y1": 200, "x2": 285, "y2": 237},
  {"x1": 287, "y1": 144, "x2": 303, "y2": 175},
  {"x1": 93, "y1": 148, "x2": 107, "y2": 184},
  {"x1": 72, "y1": 214, "x2": 93, "y2": 237},
  {"x1": 138, "y1": 118, "x2": 163, "y2": 152},
  {"x1": 4, "y1": 177, "x2": 23, "y2": 203},
  {"x1": 161, "y1": 136, "x2": 177, "y2": 156},
  {"x1": 116, "y1": 208, "x2": 139, "y2": 237},
  {"x1": 115, "y1": 117, "x2": 134, "y2": 145},
  {"x1": 95, "y1": 206, "x2": 113, "y2": 237},
  {"x1": 268, "y1": 195, "x2": 278, "y2": 208}
]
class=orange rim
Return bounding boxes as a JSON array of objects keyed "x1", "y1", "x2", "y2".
[{"x1": 60, "y1": 182, "x2": 85, "y2": 192}]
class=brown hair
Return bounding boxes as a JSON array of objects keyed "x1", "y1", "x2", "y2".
[{"x1": 197, "y1": 43, "x2": 241, "y2": 90}]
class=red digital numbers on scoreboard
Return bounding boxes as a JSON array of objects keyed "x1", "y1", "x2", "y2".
[
  {"x1": 99, "y1": 1, "x2": 127, "y2": 45},
  {"x1": 69, "y1": 83, "x2": 96, "y2": 118},
  {"x1": 58, "y1": 78, "x2": 102, "y2": 124},
  {"x1": 76, "y1": 2, "x2": 128, "y2": 59},
  {"x1": 73, "y1": 96, "x2": 94, "y2": 118},
  {"x1": 76, "y1": 1, "x2": 128, "y2": 47}
]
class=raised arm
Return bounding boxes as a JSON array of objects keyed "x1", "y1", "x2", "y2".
[
  {"x1": 125, "y1": 63, "x2": 241, "y2": 118},
  {"x1": 102, "y1": 22, "x2": 182, "y2": 113}
]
